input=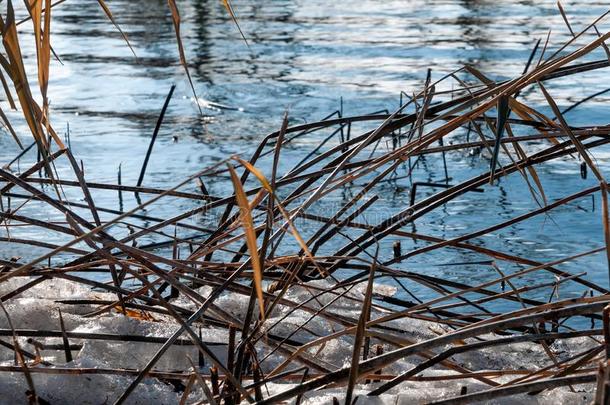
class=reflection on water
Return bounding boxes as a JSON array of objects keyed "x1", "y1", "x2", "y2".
[{"x1": 2, "y1": 0, "x2": 610, "y2": 305}]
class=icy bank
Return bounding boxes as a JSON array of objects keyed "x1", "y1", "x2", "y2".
[{"x1": 0, "y1": 277, "x2": 598, "y2": 404}]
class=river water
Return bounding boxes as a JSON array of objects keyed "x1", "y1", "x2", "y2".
[{"x1": 2, "y1": 0, "x2": 610, "y2": 310}]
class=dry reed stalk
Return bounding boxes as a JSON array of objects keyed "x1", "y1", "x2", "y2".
[{"x1": 2, "y1": 6, "x2": 610, "y2": 404}]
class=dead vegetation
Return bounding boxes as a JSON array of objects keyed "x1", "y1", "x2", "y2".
[{"x1": 2, "y1": 1, "x2": 610, "y2": 404}]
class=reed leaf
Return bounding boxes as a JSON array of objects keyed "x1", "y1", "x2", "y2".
[
  {"x1": 538, "y1": 81, "x2": 605, "y2": 182},
  {"x1": 96, "y1": 0, "x2": 136, "y2": 58},
  {"x1": 221, "y1": 0, "x2": 249, "y2": 47},
  {"x1": 235, "y1": 156, "x2": 328, "y2": 277},
  {"x1": 167, "y1": 0, "x2": 201, "y2": 114},
  {"x1": 557, "y1": 1, "x2": 575, "y2": 37},
  {"x1": 0, "y1": 0, "x2": 49, "y2": 152},
  {"x1": 227, "y1": 163, "x2": 265, "y2": 319},
  {"x1": 345, "y1": 259, "x2": 376, "y2": 405},
  {"x1": 489, "y1": 94, "x2": 510, "y2": 184},
  {"x1": 602, "y1": 182, "x2": 610, "y2": 288}
]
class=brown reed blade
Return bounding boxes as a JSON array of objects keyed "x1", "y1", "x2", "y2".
[
  {"x1": 221, "y1": 0, "x2": 250, "y2": 48},
  {"x1": 227, "y1": 163, "x2": 266, "y2": 319},
  {"x1": 345, "y1": 258, "x2": 376, "y2": 404},
  {"x1": 96, "y1": 0, "x2": 137, "y2": 58},
  {"x1": 167, "y1": 0, "x2": 202, "y2": 115}
]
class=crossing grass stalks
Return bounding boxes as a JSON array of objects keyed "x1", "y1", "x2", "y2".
[{"x1": 3, "y1": 1, "x2": 610, "y2": 404}]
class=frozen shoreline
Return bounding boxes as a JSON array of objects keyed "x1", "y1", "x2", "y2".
[{"x1": 0, "y1": 277, "x2": 597, "y2": 404}]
